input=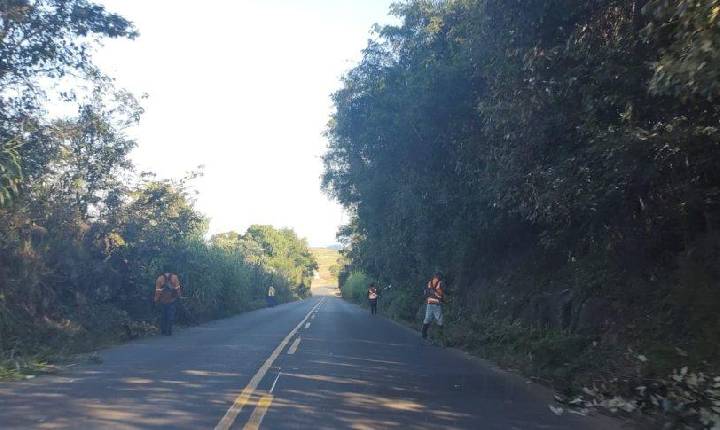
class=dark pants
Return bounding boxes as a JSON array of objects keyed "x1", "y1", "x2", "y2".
[
  {"x1": 266, "y1": 296, "x2": 276, "y2": 307},
  {"x1": 369, "y1": 300, "x2": 378, "y2": 315},
  {"x1": 160, "y1": 302, "x2": 176, "y2": 336}
]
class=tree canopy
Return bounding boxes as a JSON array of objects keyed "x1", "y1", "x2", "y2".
[
  {"x1": 0, "y1": 0, "x2": 137, "y2": 205},
  {"x1": 0, "y1": 1, "x2": 317, "y2": 363},
  {"x1": 324, "y1": 1, "x2": 720, "y2": 423}
]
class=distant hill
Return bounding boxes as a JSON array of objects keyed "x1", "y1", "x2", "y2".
[{"x1": 310, "y1": 248, "x2": 341, "y2": 289}]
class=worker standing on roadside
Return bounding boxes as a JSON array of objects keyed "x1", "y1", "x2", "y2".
[
  {"x1": 267, "y1": 285, "x2": 276, "y2": 307},
  {"x1": 154, "y1": 270, "x2": 182, "y2": 336},
  {"x1": 422, "y1": 272, "x2": 444, "y2": 342},
  {"x1": 368, "y1": 283, "x2": 379, "y2": 315}
]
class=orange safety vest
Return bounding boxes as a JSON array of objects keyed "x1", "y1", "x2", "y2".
[
  {"x1": 426, "y1": 279, "x2": 444, "y2": 305},
  {"x1": 155, "y1": 273, "x2": 181, "y2": 304}
]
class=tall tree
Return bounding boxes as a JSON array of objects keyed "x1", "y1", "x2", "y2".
[
  {"x1": 0, "y1": 0, "x2": 137, "y2": 204},
  {"x1": 323, "y1": 0, "x2": 720, "y2": 372}
]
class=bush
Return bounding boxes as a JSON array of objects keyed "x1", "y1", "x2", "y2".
[{"x1": 340, "y1": 272, "x2": 370, "y2": 304}]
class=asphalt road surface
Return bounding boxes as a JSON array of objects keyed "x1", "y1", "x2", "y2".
[{"x1": 0, "y1": 287, "x2": 622, "y2": 429}]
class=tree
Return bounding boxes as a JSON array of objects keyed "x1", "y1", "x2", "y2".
[
  {"x1": 0, "y1": 0, "x2": 137, "y2": 205},
  {"x1": 322, "y1": 2, "x2": 720, "y2": 405},
  {"x1": 643, "y1": 0, "x2": 720, "y2": 99},
  {"x1": 213, "y1": 225, "x2": 318, "y2": 298}
]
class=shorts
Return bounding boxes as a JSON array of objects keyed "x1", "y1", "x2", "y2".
[{"x1": 424, "y1": 303, "x2": 443, "y2": 326}]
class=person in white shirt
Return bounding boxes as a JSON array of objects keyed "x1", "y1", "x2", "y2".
[{"x1": 267, "y1": 285, "x2": 276, "y2": 307}]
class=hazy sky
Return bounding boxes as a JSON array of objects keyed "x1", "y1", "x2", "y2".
[{"x1": 92, "y1": 0, "x2": 396, "y2": 246}]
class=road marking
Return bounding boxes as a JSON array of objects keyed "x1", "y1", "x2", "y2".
[
  {"x1": 214, "y1": 298, "x2": 324, "y2": 430},
  {"x1": 242, "y1": 393, "x2": 273, "y2": 430},
  {"x1": 269, "y1": 372, "x2": 281, "y2": 392},
  {"x1": 287, "y1": 337, "x2": 301, "y2": 355},
  {"x1": 244, "y1": 369, "x2": 282, "y2": 429},
  {"x1": 304, "y1": 322, "x2": 311, "y2": 329}
]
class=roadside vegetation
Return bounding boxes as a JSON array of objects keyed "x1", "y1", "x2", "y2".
[
  {"x1": 340, "y1": 272, "x2": 370, "y2": 304},
  {"x1": 325, "y1": 1, "x2": 720, "y2": 427},
  {"x1": 0, "y1": 1, "x2": 316, "y2": 380}
]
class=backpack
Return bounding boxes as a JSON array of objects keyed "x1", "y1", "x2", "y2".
[
  {"x1": 423, "y1": 284, "x2": 434, "y2": 298},
  {"x1": 424, "y1": 280, "x2": 443, "y2": 302}
]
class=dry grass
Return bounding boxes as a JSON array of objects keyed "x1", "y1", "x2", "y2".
[{"x1": 310, "y1": 248, "x2": 341, "y2": 289}]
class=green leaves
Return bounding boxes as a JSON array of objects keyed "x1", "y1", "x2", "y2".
[
  {"x1": 323, "y1": 4, "x2": 720, "y2": 425},
  {"x1": 0, "y1": 0, "x2": 138, "y2": 207},
  {"x1": 325, "y1": 0, "x2": 720, "y2": 278},
  {"x1": 210, "y1": 225, "x2": 318, "y2": 299},
  {"x1": 643, "y1": 0, "x2": 720, "y2": 100},
  {"x1": 0, "y1": 1, "x2": 297, "y2": 360},
  {"x1": 0, "y1": 138, "x2": 23, "y2": 207}
]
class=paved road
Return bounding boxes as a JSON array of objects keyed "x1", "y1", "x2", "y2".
[{"x1": 0, "y1": 290, "x2": 621, "y2": 429}]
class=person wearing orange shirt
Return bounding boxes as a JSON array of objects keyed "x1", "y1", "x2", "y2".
[
  {"x1": 154, "y1": 271, "x2": 182, "y2": 336},
  {"x1": 422, "y1": 272, "x2": 445, "y2": 341},
  {"x1": 367, "y1": 283, "x2": 379, "y2": 315}
]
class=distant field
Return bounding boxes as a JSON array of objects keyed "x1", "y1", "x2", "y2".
[{"x1": 311, "y1": 248, "x2": 341, "y2": 289}]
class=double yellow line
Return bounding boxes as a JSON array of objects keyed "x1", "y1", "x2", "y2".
[
  {"x1": 214, "y1": 298, "x2": 324, "y2": 430},
  {"x1": 243, "y1": 393, "x2": 274, "y2": 430}
]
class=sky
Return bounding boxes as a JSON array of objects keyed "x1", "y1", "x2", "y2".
[{"x1": 91, "y1": 0, "x2": 396, "y2": 247}]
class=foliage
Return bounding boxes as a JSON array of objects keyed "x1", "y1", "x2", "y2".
[
  {"x1": 643, "y1": 0, "x2": 720, "y2": 99},
  {"x1": 574, "y1": 357, "x2": 720, "y2": 429},
  {"x1": 0, "y1": 0, "x2": 137, "y2": 205},
  {"x1": 0, "y1": 0, "x2": 317, "y2": 370},
  {"x1": 210, "y1": 226, "x2": 317, "y2": 299},
  {"x1": 0, "y1": 148, "x2": 315, "y2": 360},
  {"x1": 0, "y1": 138, "x2": 22, "y2": 205},
  {"x1": 340, "y1": 272, "x2": 371, "y2": 304},
  {"x1": 323, "y1": 0, "x2": 720, "y2": 424}
]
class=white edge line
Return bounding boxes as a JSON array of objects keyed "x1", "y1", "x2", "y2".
[
  {"x1": 269, "y1": 372, "x2": 281, "y2": 393},
  {"x1": 287, "y1": 336, "x2": 302, "y2": 355}
]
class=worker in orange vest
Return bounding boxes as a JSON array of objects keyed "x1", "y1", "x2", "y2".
[
  {"x1": 154, "y1": 271, "x2": 182, "y2": 336},
  {"x1": 368, "y1": 283, "x2": 379, "y2": 315},
  {"x1": 422, "y1": 272, "x2": 444, "y2": 341}
]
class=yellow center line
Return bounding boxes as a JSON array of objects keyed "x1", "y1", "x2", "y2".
[
  {"x1": 213, "y1": 298, "x2": 325, "y2": 430},
  {"x1": 242, "y1": 393, "x2": 274, "y2": 430}
]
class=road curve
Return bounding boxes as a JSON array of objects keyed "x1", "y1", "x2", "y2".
[{"x1": 0, "y1": 293, "x2": 622, "y2": 429}]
